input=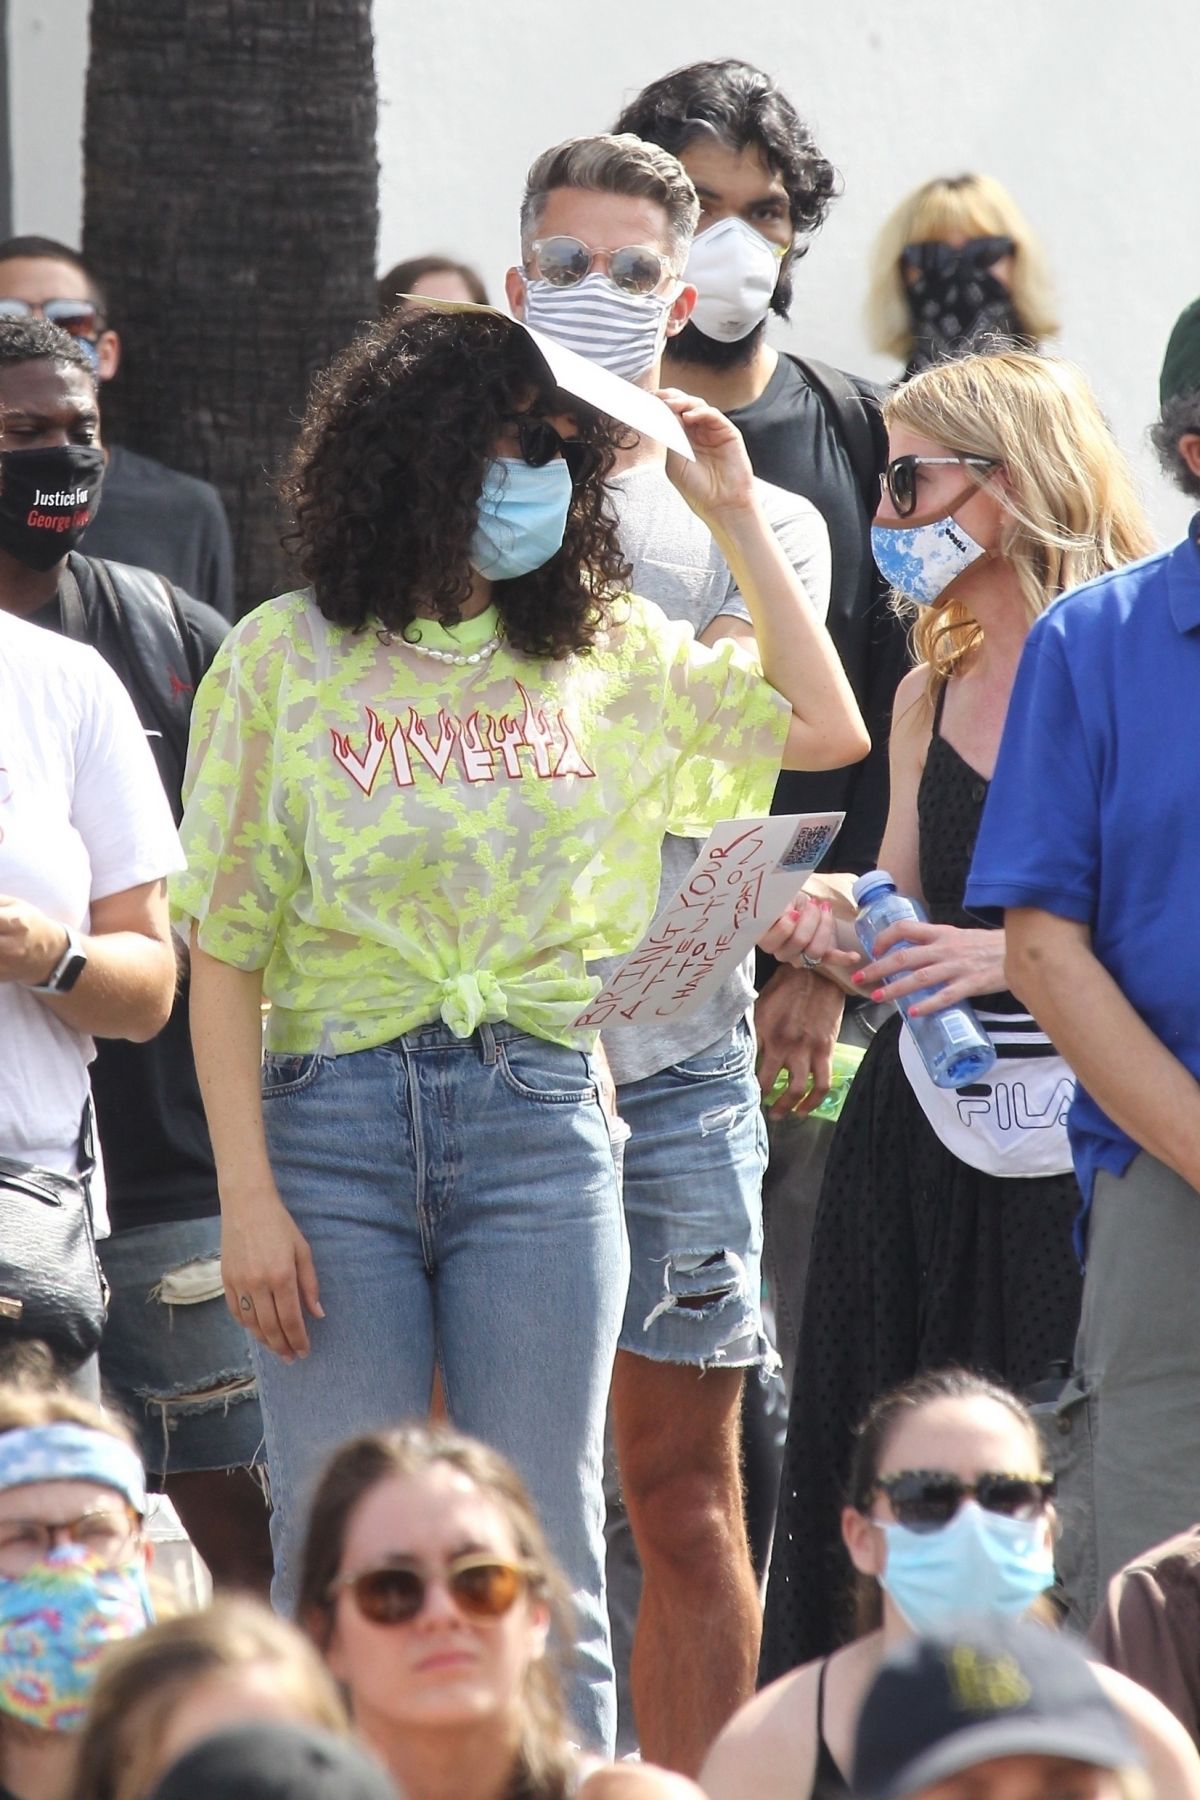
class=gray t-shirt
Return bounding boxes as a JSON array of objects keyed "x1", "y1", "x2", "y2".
[{"x1": 597, "y1": 463, "x2": 831, "y2": 1087}]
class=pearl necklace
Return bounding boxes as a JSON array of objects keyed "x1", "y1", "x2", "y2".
[{"x1": 380, "y1": 629, "x2": 504, "y2": 667}]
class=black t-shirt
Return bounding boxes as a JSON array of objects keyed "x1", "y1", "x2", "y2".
[
  {"x1": 727, "y1": 353, "x2": 908, "y2": 877},
  {"x1": 81, "y1": 444, "x2": 236, "y2": 620},
  {"x1": 31, "y1": 581, "x2": 228, "y2": 1233}
]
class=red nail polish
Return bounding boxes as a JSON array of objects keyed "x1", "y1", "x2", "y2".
[
  {"x1": 871, "y1": 988, "x2": 885, "y2": 1003},
  {"x1": 851, "y1": 971, "x2": 865, "y2": 985}
]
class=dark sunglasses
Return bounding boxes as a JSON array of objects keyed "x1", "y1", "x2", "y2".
[
  {"x1": 873, "y1": 1468, "x2": 1055, "y2": 1533},
  {"x1": 507, "y1": 414, "x2": 601, "y2": 488},
  {"x1": 332, "y1": 1553, "x2": 532, "y2": 1625},
  {"x1": 530, "y1": 235, "x2": 667, "y2": 296},
  {"x1": 882, "y1": 454, "x2": 998, "y2": 519},
  {"x1": 0, "y1": 297, "x2": 103, "y2": 340}
]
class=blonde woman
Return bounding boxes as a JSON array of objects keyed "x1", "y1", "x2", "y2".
[
  {"x1": 758, "y1": 350, "x2": 1154, "y2": 1679},
  {"x1": 865, "y1": 174, "x2": 1058, "y2": 378},
  {"x1": 74, "y1": 1597, "x2": 348, "y2": 1800}
]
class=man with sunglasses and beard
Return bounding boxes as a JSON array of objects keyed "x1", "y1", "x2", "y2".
[
  {"x1": 506, "y1": 133, "x2": 834, "y2": 1776},
  {"x1": 0, "y1": 236, "x2": 235, "y2": 618}
]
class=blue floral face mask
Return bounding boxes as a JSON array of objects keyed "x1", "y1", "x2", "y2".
[
  {"x1": 877, "y1": 1501, "x2": 1054, "y2": 1636},
  {"x1": 871, "y1": 509, "x2": 988, "y2": 607},
  {"x1": 469, "y1": 456, "x2": 573, "y2": 582}
]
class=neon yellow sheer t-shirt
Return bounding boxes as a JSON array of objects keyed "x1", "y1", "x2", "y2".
[{"x1": 173, "y1": 589, "x2": 789, "y2": 1055}]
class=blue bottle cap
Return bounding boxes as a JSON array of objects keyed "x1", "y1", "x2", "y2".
[{"x1": 852, "y1": 869, "x2": 895, "y2": 905}]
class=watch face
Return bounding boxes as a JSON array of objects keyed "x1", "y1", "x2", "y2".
[{"x1": 54, "y1": 951, "x2": 88, "y2": 993}]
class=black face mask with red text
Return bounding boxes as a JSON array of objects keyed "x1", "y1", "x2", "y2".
[{"x1": 0, "y1": 444, "x2": 105, "y2": 570}]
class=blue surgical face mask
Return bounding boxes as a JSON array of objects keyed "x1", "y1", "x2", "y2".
[
  {"x1": 877, "y1": 1502, "x2": 1054, "y2": 1637},
  {"x1": 469, "y1": 456, "x2": 573, "y2": 581},
  {"x1": 871, "y1": 511, "x2": 987, "y2": 607}
]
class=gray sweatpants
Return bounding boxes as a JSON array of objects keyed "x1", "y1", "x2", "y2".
[{"x1": 1051, "y1": 1151, "x2": 1200, "y2": 1628}]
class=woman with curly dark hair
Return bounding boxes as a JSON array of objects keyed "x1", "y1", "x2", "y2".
[{"x1": 173, "y1": 305, "x2": 866, "y2": 1753}]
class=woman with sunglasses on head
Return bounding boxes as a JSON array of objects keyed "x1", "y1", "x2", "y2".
[
  {"x1": 299, "y1": 1424, "x2": 703, "y2": 1800},
  {"x1": 703, "y1": 1369, "x2": 1200, "y2": 1800},
  {"x1": 174, "y1": 304, "x2": 867, "y2": 1755},
  {"x1": 757, "y1": 350, "x2": 1154, "y2": 1683},
  {"x1": 0, "y1": 1369, "x2": 154, "y2": 1800}
]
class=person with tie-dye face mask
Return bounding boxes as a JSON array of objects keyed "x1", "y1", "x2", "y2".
[{"x1": 0, "y1": 1376, "x2": 153, "y2": 1800}]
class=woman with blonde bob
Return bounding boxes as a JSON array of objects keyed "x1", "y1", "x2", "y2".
[
  {"x1": 297, "y1": 1423, "x2": 701, "y2": 1800},
  {"x1": 758, "y1": 350, "x2": 1155, "y2": 1680},
  {"x1": 866, "y1": 174, "x2": 1058, "y2": 378},
  {"x1": 74, "y1": 1596, "x2": 348, "y2": 1800}
]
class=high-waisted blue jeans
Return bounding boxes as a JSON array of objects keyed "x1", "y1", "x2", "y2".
[{"x1": 253, "y1": 1021, "x2": 627, "y2": 1752}]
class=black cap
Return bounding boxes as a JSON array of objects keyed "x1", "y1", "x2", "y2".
[
  {"x1": 852, "y1": 1621, "x2": 1139, "y2": 1800},
  {"x1": 148, "y1": 1722, "x2": 399, "y2": 1800}
]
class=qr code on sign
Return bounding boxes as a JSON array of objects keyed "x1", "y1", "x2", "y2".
[{"x1": 777, "y1": 821, "x2": 839, "y2": 873}]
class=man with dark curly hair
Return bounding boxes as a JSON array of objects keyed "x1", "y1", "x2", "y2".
[{"x1": 614, "y1": 62, "x2": 909, "y2": 1403}]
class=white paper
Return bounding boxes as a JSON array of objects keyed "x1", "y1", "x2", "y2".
[
  {"x1": 575, "y1": 812, "x2": 844, "y2": 1029},
  {"x1": 395, "y1": 296, "x2": 695, "y2": 459}
]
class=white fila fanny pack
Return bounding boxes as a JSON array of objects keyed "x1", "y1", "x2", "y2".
[{"x1": 898, "y1": 1007, "x2": 1076, "y2": 1178}]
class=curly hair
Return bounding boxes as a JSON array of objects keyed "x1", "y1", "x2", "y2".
[
  {"x1": 613, "y1": 58, "x2": 839, "y2": 314},
  {"x1": 281, "y1": 309, "x2": 631, "y2": 660},
  {"x1": 1150, "y1": 389, "x2": 1200, "y2": 500}
]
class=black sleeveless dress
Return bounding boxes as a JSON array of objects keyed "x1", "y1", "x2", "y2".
[{"x1": 759, "y1": 690, "x2": 1084, "y2": 1681}]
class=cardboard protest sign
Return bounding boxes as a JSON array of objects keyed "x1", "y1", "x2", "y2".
[{"x1": 576, "y1": 812, "x2": 843, "y2": 1028}]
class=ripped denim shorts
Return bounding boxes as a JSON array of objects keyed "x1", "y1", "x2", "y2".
[{"x1": 98, "y1": 1214, "x2": 265, "y2": 1485}]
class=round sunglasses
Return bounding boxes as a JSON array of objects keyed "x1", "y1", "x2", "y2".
[
  {"x1": 530, "y1": 235, "x2": 667, "y2": 296},
  {"x1": 0, "y1": 297, "x2": 103, "y2": 341},
  {"x1": 505, "y1": 413, "x2": 601, "y2": 488},
  {"x1": 872, "y1": 1468, "x2": 1055, "y2": 1533},
  {"x1": 882, "y1": 454, "x2": 998, "y2": 519},
  {"x1": 332, "y1": 1553, "x2": 532, "y2": 1625}
]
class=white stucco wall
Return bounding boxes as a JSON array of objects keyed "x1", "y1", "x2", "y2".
[{"x1": 11, "y1": 0, "x2": 1196, "y2": 540}]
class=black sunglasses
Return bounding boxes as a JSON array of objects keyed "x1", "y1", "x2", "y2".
[
  {"x1": 873, "y1": 1468, "x2": 1055, "y2": 1533},
  {"x1": 331, "y1": 1553, "x2": 531, "y2": 1626},
  {"x1": 506, "y1": 414, "x2": 601, "y2": 488},
  {"x1": 882, "y1": 454, "x2": 998, "y2": 519},
  {"x1": 0, "y1": 297, "x2": 104, "y2": 340}
]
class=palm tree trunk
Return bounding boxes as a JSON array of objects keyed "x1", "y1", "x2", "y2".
[{"x1": 82, "y1": 0, "x2": 378, "y2": 613}]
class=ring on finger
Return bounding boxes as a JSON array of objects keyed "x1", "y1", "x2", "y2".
[{"x1": 800, "y1": 951, "x2": 822, "y2": 970}]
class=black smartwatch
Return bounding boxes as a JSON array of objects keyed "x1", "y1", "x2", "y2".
[{"x1": 29, "y1": 926, "x2": 89, "y2": 994}]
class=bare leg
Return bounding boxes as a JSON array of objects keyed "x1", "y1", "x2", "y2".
[
  {"x1": 611, "y1": 1351, "x2": 760, "y2": 1775},
  {"x1": 165, "y1": 1466, "x2": 274, "y2": 1597}
]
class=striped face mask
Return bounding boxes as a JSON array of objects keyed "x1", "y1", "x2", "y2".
[{"x1": 521, "y1": 271, "x2": 674, "y2": 383}]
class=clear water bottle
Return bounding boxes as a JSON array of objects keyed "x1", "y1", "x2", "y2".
[{"x1": 852, "y1": 869, "x2": 996, "y2": 1089}]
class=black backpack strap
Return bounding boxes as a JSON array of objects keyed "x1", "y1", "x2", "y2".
[
  {"x1": 788, "y1": 355, "x2": 889, "y2": 517},
  {"x1": 81, "y1": 557, "x2": 197, "y2": 813},
  {"x1": 57, "y1": 564, "x2": 91, "y2": 643}
]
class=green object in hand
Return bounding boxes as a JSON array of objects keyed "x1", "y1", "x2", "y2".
[{"x1": 766, "y1": 1040, "x2": 867, "y2": 1119}]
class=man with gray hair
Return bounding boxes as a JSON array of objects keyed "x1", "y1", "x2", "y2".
[{"x1": 507, "y1": 134, "x2": 835, "y2": 1773}]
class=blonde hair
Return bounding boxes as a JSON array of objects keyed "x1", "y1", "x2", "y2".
[
  {"x1": 883, "y1": 350, "x2": 1153, "y2": 692},
  {"x1": 866, "y1": 173, "x2": 1059, "y2": 362},
  {"x1": 299, "y1": 1424, "x2": 576, "y2": 1800},
  {"x1": 73, "y1": 1597, "x2": 347, "y2": 1800},
  {"x1": 520, "y1": 134, "x2": 700, "y2": 270}
]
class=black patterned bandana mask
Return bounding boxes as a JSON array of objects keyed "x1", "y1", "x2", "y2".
[{"x1": 901, "y1": 236, "x2": 1025, "y2": 376}]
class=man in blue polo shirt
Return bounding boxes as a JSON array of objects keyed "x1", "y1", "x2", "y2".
[{"x1": 965, "y1": 296, "x2": 1200, "y2": 1628}]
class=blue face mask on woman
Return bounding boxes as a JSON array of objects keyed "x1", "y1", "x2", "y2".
[
  {"x1": 870, "y1": 509, "x2": 987, "y2": 607},
  {"x1": 469, "y1": 456, "x2": 573, "y2": 581},
  {"x1": 877, "y1": 1501, "x2": 1054, "y2": 1635}
]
